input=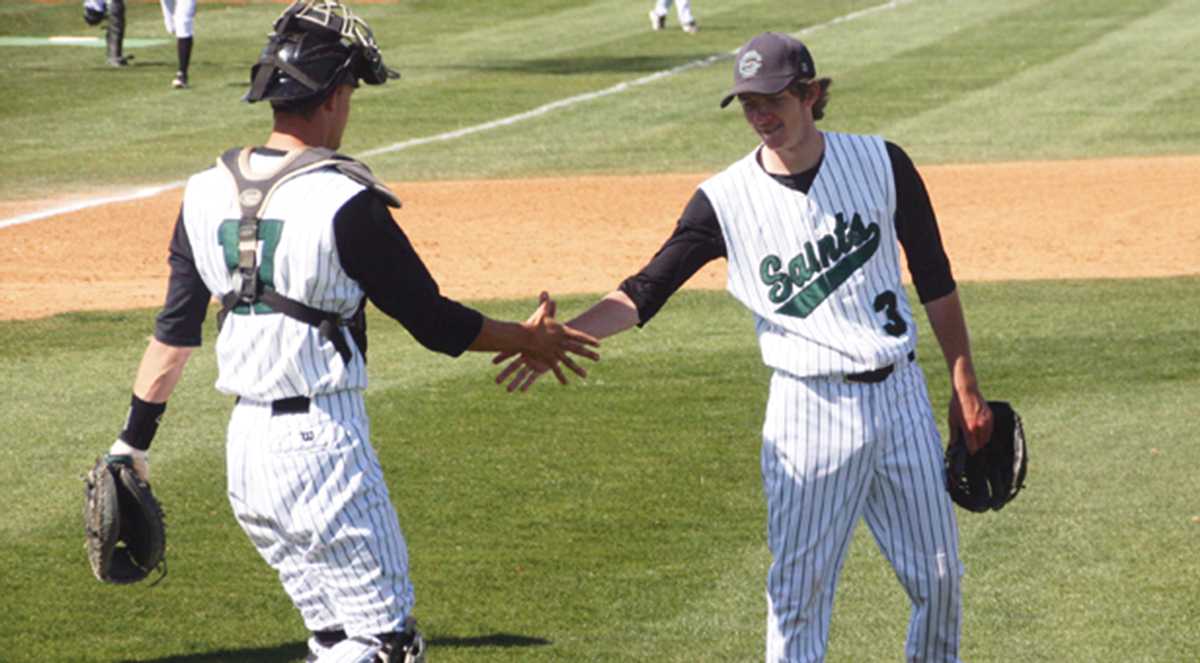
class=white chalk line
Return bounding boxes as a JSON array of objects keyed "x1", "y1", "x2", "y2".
[{"x1": 0, "y1": 0, "x2": 909, "y2": 230}]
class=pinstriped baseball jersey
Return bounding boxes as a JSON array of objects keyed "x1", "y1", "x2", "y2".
[
  {"x1": 701, "y1": 131, "x2": 916, "y2": 378},
  {"x1": 180, "y1": 151, "x2": 368, "y2": 401}
]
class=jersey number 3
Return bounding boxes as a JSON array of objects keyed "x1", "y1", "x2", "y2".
[{"x1": 873, "y1": 290, "x2": 908, "y2": 337}]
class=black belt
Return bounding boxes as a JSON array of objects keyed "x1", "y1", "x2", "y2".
[
  {"x1": 235, "y1": 396, "x2": 311, "y2": 415},
  {"x1": 271, "y1": 396, "x2": 311, "y2": 415},
  {"x1": 844, "y1": 351, "x2": 915, "y2": 384}
]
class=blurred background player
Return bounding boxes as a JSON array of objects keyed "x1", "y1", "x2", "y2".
[
  {"x1": 648, "y1": 0, "x2": 698, "y2": 34},
  {"x1": 81, "y1": 0, "x2": 194, "y2": 87},
  {"x1": 160, "y1": 0, "x2": 196, "y2": 89},
  {"x1": 83, "y1": 0, "x2": 128, "y2": 67}
]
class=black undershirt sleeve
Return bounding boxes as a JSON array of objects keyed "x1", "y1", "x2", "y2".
[
  {"x1": 617, "y1": 141, "x2": 957, "y2": 325},
  {"x1": 617, "y1": 189, "x2": 726, "y2": 326},
  {"x1": 887, "y1": 141, "x2": 956, "y2": 303},
  {"x1": 154, "y1": 207, "x2": 211, "y2": 347},
  {"x1": 334, "y1": 190, "x2": 483, "y2": 357}
]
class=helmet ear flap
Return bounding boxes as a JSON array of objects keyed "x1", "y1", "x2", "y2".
[{"x1": 355, "y1": 47, "x2": 395, "y2": 86}]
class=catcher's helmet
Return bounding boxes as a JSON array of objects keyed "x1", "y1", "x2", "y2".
[{"x1": 245, "y1": 0, "x2": 399, "y2": 108}]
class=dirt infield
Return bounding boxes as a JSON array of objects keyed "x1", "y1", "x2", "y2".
[{"x1": 1, "y1": 155, "x2": 1197, "y2": 321}]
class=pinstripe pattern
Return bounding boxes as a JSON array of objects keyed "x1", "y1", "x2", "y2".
[
  {"x1": 226, "y1": 392, "x2": 413, "y2": 640},
  {"x1": 180, "y1": 150, "x2": 414, "y2": 660},
  {"x1": 182, "y1": 152, "x2": 368, "y2": 402},
  {"x1": 703, "y1": 132, "x2": 915, "y2": 379},
  {"x1": 704, "y1": 131, "x2": 960, "y2": 661},
  {"x1": 761, "y1": 363, "x2": 961, "y2": 663}
]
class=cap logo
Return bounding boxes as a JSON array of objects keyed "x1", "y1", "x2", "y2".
[{"x1": 738, "y1": 50, "x2": 763, "y2": 78}]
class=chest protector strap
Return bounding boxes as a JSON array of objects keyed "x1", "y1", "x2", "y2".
[{"x1": 215, "y1": 146, "x2": 396, "y2": 364}]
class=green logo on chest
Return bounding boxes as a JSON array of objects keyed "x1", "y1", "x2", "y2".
[{"x1": 758, "y1": 212, "x2": 880, "y2": 318}]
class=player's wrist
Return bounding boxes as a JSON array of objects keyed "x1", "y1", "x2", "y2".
[{"x1": 118, "y1": 393, "x2": 167, "y2": 451}]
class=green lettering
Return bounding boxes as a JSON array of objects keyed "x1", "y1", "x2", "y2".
[
  {"x1": 788, "y1": 248, "x2": 816, "y2": 287},
  {"x1": 817, "y1": 234, "x2": 841, "y2": 268},
  {"x1": 847, "y1": 213, "x2": 874, "y2": 246},
  {"x1": 759, "y1": 254, "x2": 792, "y2": 304},
  {"x1": 775, "y1": 222, "x2": 881, "y2": 318},
  {"x1": 833, "y1": 214, "x2": 850, "y2": 254}
]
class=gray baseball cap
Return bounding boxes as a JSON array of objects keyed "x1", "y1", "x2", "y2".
[{"x1": 720, "y1": 32, "x2": 816, "y2": 108}]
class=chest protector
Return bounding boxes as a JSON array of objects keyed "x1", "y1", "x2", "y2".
[{"x1": 215, "y1": 146, "x2": 401, "y2": 364}]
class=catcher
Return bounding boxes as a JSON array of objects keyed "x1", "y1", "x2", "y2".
[{"x1": 82, "y1": 2, "x2": 597, "y2": 660}]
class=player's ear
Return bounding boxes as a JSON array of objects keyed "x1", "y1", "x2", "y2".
[
  {"x1": 320, "y1": 85, "x2": 346, "y2": 113},
  {"x1": 793, "y1": 80, "x2": 816, "y2": 105}
]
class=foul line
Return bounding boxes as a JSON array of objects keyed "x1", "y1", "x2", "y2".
[{"x1": 0, "y1": 0, "x2": 909, "y2": 230}]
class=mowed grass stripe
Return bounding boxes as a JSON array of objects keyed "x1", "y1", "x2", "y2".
[
  {"x1": 842, "y1": 0, "x2": 1168, "y2": 139},
  {"x1": 3, "y1": 1, "x2": 1200, "y2": 197},
  {"x1": 362, "y1": 0, "x2": 882, "y2": 178},
  {"x1": 889, "y1": 0, "x2": 1200, "y2": 161}
]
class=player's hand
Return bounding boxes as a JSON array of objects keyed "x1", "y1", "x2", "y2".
[
  {"x1": 492, "y1": 293, "x2": 557, "y2": 391},
  {"x1": 493, "y1": 353, "x2": 553, "y2": 393},
  {"x1": 949, "y1": 389, "x2": 993, "y2": 455},
  {"x1": 493, "y1": 292, "x2": 599, "y2": 392},
  {"x1": 108, "y1": 438, "x2": 150, "y2": 482},
  {"x1": 518, "y1": 291, "x2": 600, "y2": 382}
]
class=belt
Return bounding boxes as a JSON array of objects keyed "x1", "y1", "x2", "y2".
[
  {"x1": 844, "y1": 351, "x2": 916, "y2": 384},
  {"x1": 235, "y1": 395, "x2": 312, "y2": 415},
  {"x1": 271, "y1": 396, "x2": 311, "y2": 415}
]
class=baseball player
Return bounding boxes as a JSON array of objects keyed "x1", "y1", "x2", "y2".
[
  {"x1": 648, "y1": 0, "x2": 698, "y2": 34},
  {"x1": 97, "y1": 2, "x2": 598, "y2": 662},
  {"x1": 81, "y1": 0, "x2": 195, "y2": 88},
  {"x1": 160, "y1": 0, "x2": 196, "y2": 89},
  {"x1": 497, "y1": 32, "x2": 994, "y2": 662},
  {"x1": 83, "y1": 0, "x2": 127, "y2": 67}
]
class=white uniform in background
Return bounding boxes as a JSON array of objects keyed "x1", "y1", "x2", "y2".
[
  {"x1": 649, "y1": 0, "x2": 697, "y2": 33},
  {"x1": 160, "y1": 0, "x2": 196, "y2": 38}
]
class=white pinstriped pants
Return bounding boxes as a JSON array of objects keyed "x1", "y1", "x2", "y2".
[
  {"x1": 651, "y1": 0, "x2": 695, "y2": 25},
  {"x1": 761, "y1": 362, "x2": 963, "y2": 663},
  {"x1": 226, "y1": 392, "x2": 414, "y2": 644}
]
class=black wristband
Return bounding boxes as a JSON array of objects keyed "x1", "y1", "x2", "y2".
[{"x1": 118, "y1": 394, "x2": 167, "y2": 451}]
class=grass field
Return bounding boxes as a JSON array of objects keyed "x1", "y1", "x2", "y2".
[
  {"x1": 2, "y1": 1, "x2": 1199, "y2": 662},
  {"x1": 2, "y1": 0, "x2": 1199, "y2": 198}
]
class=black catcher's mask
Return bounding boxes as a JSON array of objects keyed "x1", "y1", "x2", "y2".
[{"x1": 244, "y1": 0, "x2": 399, "y2": 107}]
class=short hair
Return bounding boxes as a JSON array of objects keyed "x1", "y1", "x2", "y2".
[
  {"x1": 790, "y1": 77, "x2": 833, "y2": 121},
  {"x1": 271, "y1": 93, "x2": 327, "y2": 119}
]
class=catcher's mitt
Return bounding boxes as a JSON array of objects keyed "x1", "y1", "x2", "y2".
[
  {"x1": 83, "y1": 455, "x2": 167, "y2": 584},
  {"x1": 945, "y1": 400, "x2": 1028, "y2": 513}
]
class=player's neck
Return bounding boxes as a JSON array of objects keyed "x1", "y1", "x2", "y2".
[
  {"x1": 263, "y1": 132, "x2": 311, "y2": 152},
  {"x1": 265, "y1": 112, "x2": 340, "y2": 151},
  {"x1": 761, "y1": 130, "x2": 824, "y2": 176}
]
